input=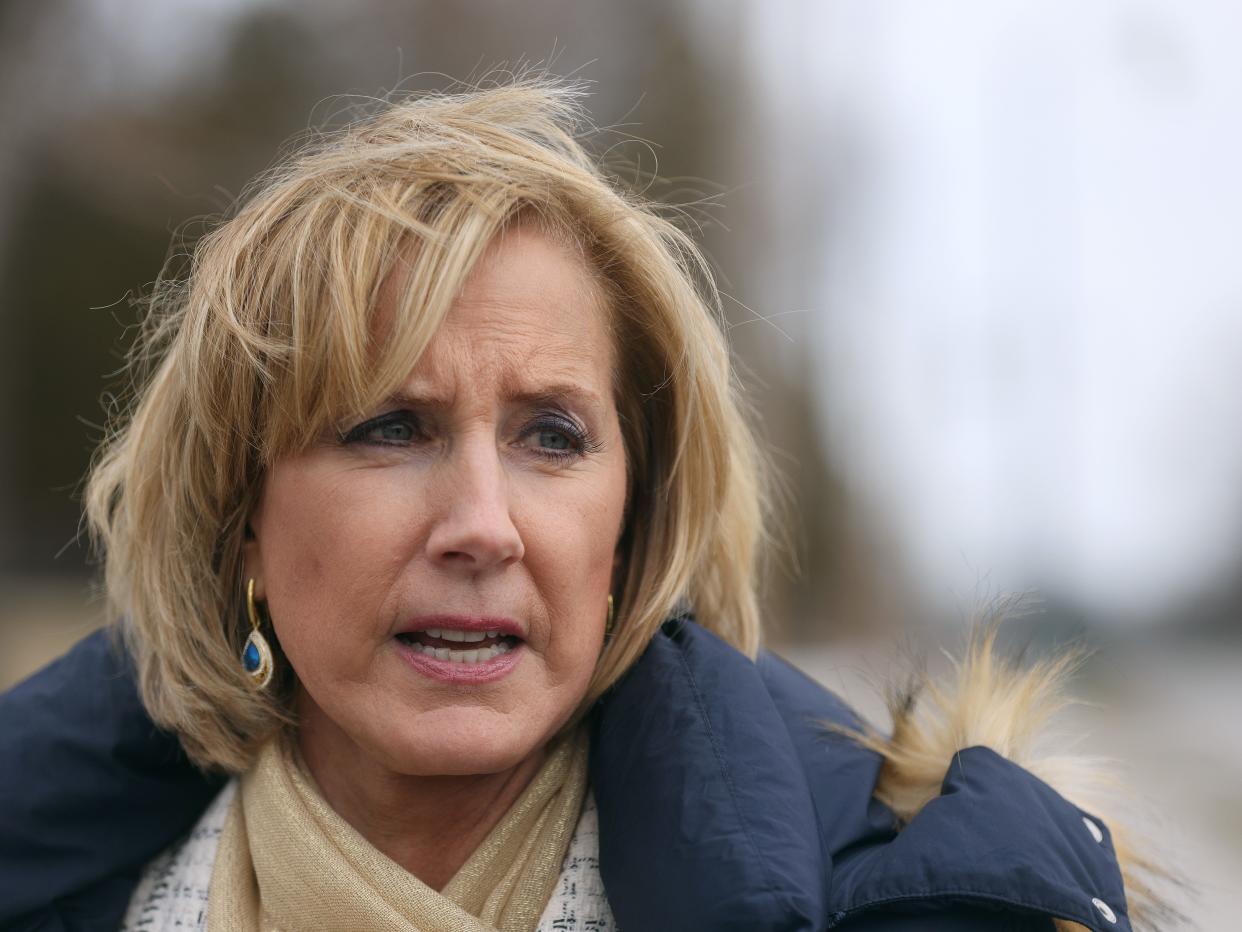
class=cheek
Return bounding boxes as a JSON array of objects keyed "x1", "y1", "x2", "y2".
[
  {"x1": 258, "y1": 465, "x2": 422, "y2": 653},
  {"x1": 517, "y1": 473, "x2": 625, "y2": 647}
]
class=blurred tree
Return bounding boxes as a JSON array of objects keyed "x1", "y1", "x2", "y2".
[{"x1": 6, "y1": 170, "x2": 162, "y2": 572}]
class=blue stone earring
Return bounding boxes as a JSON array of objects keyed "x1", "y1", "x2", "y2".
[{"x1": 243, "y1": 578, "x2": 274, "y2": 688}]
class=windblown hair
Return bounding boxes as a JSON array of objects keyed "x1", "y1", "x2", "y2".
[{"x1": 84, "y1": 76, "x2": 773, "y2": 772}]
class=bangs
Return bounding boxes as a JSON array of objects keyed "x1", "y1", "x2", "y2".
[{"x1": 248, "y1": 176, "x2": 522, "y2": 460}]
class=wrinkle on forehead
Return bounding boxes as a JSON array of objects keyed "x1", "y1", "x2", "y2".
[
  {"x1": 371, "y1": 212, "x2": 605, "y2": 340},
  {"x1": 395, "y1": 351, "x2": 608, "y2": 416},
  {"x1": 374, "y1": 222, "x2": 617, "y2": 404},
  {"x1": 400, "y1": 308, "x2": 613, "y2": 419}
]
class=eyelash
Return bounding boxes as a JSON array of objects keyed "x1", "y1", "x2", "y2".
[{"x1": 341, "y1": 410, "x2": 600, "y2": 464}]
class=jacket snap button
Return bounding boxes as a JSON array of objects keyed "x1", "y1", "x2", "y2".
[
  {"x1": 1083, "y1": 816, "x2": 1104, "y2": 843},
  {"x1": 1092, "y1": 897, "x2": 1117, "y2": 923}
]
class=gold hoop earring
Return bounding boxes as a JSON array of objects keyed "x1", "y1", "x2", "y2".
[
  {"x1": 242, "y1": 578, "x2": 274, "y2": 688},
  {"x1": 605, "y1": 593, "x2": 615, "y2": 639}
]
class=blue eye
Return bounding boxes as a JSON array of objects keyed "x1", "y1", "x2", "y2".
[
  {"x1": 523, "y1": 414, "x2": 596, "y2": 463},
  {"x1": 342, "y1": 411, "x2": 421, "y2": 446},
  {"x1": 536, "y1": 428, "x2": 573, "y2": 451},
  {"x1": 374, "y1": 421, "x2": 415, "y2": 443}
]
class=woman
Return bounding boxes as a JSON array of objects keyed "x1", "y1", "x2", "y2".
[{"x1": 0, "y1": 79, "x2": 1161, "y2": 931}]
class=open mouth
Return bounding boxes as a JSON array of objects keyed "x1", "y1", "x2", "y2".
[{"x1": 396, "y1": 628, "x2": 523, "y2": 664}]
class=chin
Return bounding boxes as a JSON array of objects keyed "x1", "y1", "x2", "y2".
[{"x1": 375, "y1": 710, "x2": 548, "y2": 777}]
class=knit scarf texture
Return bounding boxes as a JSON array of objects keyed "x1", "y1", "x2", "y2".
[{"x1": 207, "y1": 724, "x2": 590, "y2": 932}]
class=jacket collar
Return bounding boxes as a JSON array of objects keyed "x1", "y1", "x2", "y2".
[
  {"x1": 590, "y1": 615, "x2": 826, "y2": 931},
  {"x1": 590, "y1": 616, "x2": 1142, "y2": 932}
]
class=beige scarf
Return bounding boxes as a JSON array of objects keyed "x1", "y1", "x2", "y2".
[{"x1": 207, "y1": 725, "x2": 590, "y2": 932}]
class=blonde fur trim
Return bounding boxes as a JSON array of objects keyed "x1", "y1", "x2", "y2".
[{"x1": 837, "y1": 619, "x2": 1186, "y2": 931}]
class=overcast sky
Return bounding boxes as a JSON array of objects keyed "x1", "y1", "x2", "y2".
[{"x1": 753, "y1": 0, "x2": 1242, "y2": 624}]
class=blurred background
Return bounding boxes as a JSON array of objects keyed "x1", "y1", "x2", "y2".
[{"x1": 1, "y1": 0, "x2": 1238, "y2": 925}]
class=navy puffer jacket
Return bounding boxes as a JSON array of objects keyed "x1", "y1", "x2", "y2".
[{"x1": 0, "y1": 615, "x2": 1133, "y2": 931}]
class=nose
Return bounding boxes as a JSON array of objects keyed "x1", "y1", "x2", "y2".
[{"x1": 425, "y1": 435, "x2": 525, "y2": 572}]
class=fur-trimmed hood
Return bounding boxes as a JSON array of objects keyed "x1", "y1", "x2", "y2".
[
  {"x1": 843, "y1": 624, "x2": 1182, "y2": 931},
  {"x1": 593, "y1": 615, "x2": 1176, "y2": 931}
]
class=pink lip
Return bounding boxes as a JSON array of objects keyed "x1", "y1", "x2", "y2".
[
  {"x1": 393, "y1": 615, "x2": 526, "y2": 685},
  {"x1": 394, "y1": 637, "x2": 524, "y2": 684},
  {"x1": 397, "y1": 615, "x2": 526, "y2": 639}
]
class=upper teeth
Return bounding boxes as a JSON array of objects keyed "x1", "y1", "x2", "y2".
[{"x1": 424, "y1": 627, "x2": 500, "y2": 642}]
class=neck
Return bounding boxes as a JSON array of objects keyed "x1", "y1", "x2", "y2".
[{"x1": 294, "y1": 694, "x2": 547, "y2": 891}]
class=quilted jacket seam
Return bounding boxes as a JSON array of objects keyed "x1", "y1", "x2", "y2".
[{"x1": 672, "y1": 645, "x2": 784, "y2": 907}]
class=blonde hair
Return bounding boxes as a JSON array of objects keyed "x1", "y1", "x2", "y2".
[{"x1": 85, "y1": 76, "x2": 774, "y2": 772}]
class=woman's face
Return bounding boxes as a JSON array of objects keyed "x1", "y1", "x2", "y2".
[{"x1": 244, "y1": 224, "x2": 628, "y2": 777}]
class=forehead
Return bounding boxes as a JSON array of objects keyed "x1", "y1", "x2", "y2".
[{"x1": 381, "y1": 224, "x2": 615, "y2": 396}]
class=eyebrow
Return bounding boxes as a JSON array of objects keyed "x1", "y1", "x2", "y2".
[{"x1": 380, "y1": 381, "x2": 605, "y2": 412}]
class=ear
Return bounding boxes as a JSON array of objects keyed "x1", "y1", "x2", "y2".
[
  {"x1": 610, "y1": 547, "x2": 625, "y2": 595},
  {"x1": 242, "y1": 521, "x2": 266, "y2": 601}
]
